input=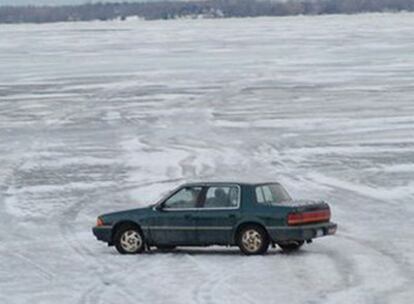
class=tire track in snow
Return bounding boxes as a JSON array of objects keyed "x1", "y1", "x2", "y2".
[
  {"x1": 326, "y1": 188, "x2": 414, "y2": 297},
  {"x1": 0, "y1": 163, "x2": 22, "y2": 229},
  {"x1": 59, "y1": 191, "x2": 140, "y2": 304},
  {"x1": 186, "y1": 252, "x2": 257, "y2": 304},
  {"x1": 0, "y1": 244, "x2": 55, "y2": 281},
  {"x1": 0, "y1": 146, "x2": 60, "y2": 282},
  {"x1": 307, "y1": 242, "x2": 363, "y2": 303},
  {"x1": 58, "y1": 177, "x2": 187, "y2": 304},
  {"x1": 337, "y1": 234, "x2": 414, "y2": 304},
  {"x1": 303, "y1": 175, "x2": 413, "y2": 303}
]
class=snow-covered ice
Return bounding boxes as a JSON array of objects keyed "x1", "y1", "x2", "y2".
[{"x1": 1, "y1": 13, "x2": 414, "y2": 304}]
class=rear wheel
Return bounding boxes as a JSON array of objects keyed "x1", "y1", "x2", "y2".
[
  {"x1": 237, "y1": 225, "x2": 269, "y2": 255},
  {"x1": 114, "y1": 225, "x2": 145, "y2": 254},
  {"x1": 278, "y1": 241, "x2": 304, "y2": 252}
]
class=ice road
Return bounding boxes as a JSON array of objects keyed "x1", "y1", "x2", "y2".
[{"x1": 0, "y1": 13, "x2": 414, "y2": 304}]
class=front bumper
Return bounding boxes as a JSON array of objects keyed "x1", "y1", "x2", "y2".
[
  {"x1": 92, "y1": 225, "x2": 112, "y2": 244},
  {"x1": 268, "y1": 222, "x2": 337, "y2": 242}
]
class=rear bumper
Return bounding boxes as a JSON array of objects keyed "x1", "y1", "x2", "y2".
[
  {"x1": 268, "y1": 222, "x2": 337, "y2": 242},
  {"x1": 92, "y1": 226, "x2": 112, "y2": 244}
]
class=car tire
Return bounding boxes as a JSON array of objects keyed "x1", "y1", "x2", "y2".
[
  {"x1": 237, "y1": 225, "x2": 269, "y2": 255},
  {"x1": 114, "y1": 225, "x2": 145, "y2": 254},
  {"x1": 278, "y1": 241, "x2": 304, "y2": 252}
]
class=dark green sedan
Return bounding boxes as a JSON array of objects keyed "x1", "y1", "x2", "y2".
[{"x1": 93, "y1": 182, "x2": 337, "y2": 255}]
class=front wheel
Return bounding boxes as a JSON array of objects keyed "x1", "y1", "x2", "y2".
[
  {"x1": 237, "y1": 225, "x2": 269, "y2": 255},
  {"x1": 114, "y1": 225, "x2": 145, "y2": 254},
  {"x1": 278, "y1": 241, "x2": 304, "y2": 252}
]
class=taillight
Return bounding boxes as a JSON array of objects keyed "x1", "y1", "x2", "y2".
[
  {"x1": 96, "y1": 217, "x2": 104, "y2": 227},
  {"x1": 288, "y1": 209, "x2": 330, "y2": 225}
]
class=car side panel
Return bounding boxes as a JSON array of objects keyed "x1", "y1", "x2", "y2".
[
  {"x1": 194, "y1": 209, "x2": 240, "y2": 245},
  {"x1": 232, "y1": 185, "x2": 296, "y2": 243},
  {"x1": 146, "y1": 210, "x2": 197, "y2": 245},
  {"x1": 229, "y1": 186, "x2": 275, "y2": 243}
]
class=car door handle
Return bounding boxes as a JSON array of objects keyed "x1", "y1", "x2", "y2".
[
  {"x1": 184, "y1": 214, "x2": 192, "y2": 219},
  {"x1": 228, "y1": 214, "x2": 236, "y2": 219}
]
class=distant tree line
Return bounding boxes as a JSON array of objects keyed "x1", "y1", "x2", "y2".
[{"x1": 0, "y1": 0, "x2": 413, "y2": 23}]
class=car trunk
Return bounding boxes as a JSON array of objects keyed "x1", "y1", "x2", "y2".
[
  {"x1": 280, "y1": 200, "x2": 331, "y2": 225},
  {"x1": 280, "y1": 200, "x2": 329, "y2": 212}
]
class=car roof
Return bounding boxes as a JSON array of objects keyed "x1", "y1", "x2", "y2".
[{"x1": 181, "y1": 181, "x2": 280, "y2": 187}]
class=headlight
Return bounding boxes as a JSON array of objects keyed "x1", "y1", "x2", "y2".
[{"x1": 96, "y1": 217, "x2": 104, "y2": 227}]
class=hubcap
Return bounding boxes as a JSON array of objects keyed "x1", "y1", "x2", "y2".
[
  {"x1": 241, "y1": 229, "x2": 263, "y2": 253},
  {"x1": 120, "y1": 230, "x2": 142, "y2": 253}
]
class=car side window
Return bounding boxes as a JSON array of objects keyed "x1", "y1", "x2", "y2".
[
  {"x1": 255, "y1": 184, "x2": 291, "y2": 204},
  {"x1": 256, "y1": 186, "x2": 273, "y2": 204},
  {"x1": 203, "y1": 186, "x2": 239, "y2": 208},
  {"x1": 163, "y1": 187, "x2": 201, "y2": 209},
  {"x1": 262, "y1": 186, "x2": 273, "y2": 203},
  {"x1": 255, "y1": 187, "x2": 265, "y2": 204}
]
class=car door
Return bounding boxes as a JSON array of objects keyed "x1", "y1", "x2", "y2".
[
  {"x1": 194, "y1": 184, "x2": 241, "y2": 245},
  {"x1": 149, "y1": 186, "x2": 201, "y2": 245}
]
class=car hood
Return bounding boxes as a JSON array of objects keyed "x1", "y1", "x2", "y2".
[{"x1": 99, "y1": 206, "x2": 153, "y2": 224}]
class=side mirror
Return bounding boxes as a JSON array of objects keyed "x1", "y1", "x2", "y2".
[{"x1": 155, "y1": 204, "x2": 164, "y2": 211}]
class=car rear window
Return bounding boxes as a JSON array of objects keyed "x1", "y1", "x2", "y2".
[{"x1": 255, "y1": 184, "x2": 291, "y2": 205}]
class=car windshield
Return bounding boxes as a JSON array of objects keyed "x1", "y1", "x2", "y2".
[{"x1": 255, "y1": 183, "x2": 292, "y2": 204}]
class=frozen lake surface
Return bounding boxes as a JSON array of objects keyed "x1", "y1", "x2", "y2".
[{"x1": 1, "y1": 13, "x2": 414, "y2": 304}]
